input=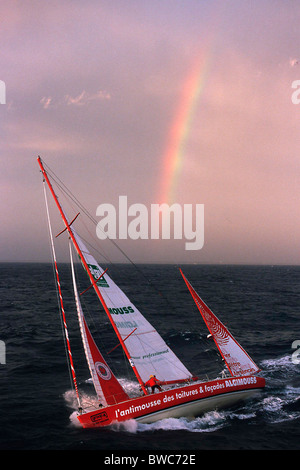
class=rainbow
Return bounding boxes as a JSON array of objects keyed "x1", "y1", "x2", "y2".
[{"x1": 159, "y1": 53, "x2": 211, "y2": 204}]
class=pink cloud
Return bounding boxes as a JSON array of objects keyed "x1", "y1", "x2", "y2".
[
  {"x1": 64, "y1": 90, "x2": 111, "y2": 106},
  {"x1": 40, "y1": 90, "x2": 111, "y2": 109}
]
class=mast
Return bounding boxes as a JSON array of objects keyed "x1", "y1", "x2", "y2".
[
  {"x1": 43, "y1": 181, "x2": 81, "y2": 408},
  {"x1": 37, "y1": 156, "x2": 148, "y2": 395}
]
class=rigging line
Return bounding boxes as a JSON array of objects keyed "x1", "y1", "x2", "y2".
[
  {"x1": 40, "y1": 159, "x2": 191, "y2": 345},
  {"x1": 40, "y1": 159, "x2": 165, "y2": 295},
  {"x1": 42, "y1": 180, "x2": 81, "y2": 408},
  {"x1": 44, "y1": 171, "x2": 125, "y2": 268},
  {"x1": 70, "y1": 249, "x2": 126, "y2": 375},
  {"x1": 39, "y1": 157, "x2": 148, "y2": 394},
  {"x1": 70, "y1": 251, "x2": 108, "y2": 345},
  {"x1": 43, "y1": 185, "x2": 74, "y2": 386},
  {"x1": 49, "y1": 237, "x2": 76, "y2": 390},
  {"x1": 71, "y1": 256, "x2": 111, "y2": 357},
  {"x1": 74, "y1": 252, "x2": 122, "y2": 370},
  {"x1": 45, "y1": 173, "x2": 113, "y2": 265},
  {"x1": 68, "y1": 203, "x2": 113, "y2": 265}
]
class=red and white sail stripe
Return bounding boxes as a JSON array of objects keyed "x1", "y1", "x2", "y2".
[
  {"x1": 43, "y1": 182, "x2": 81, "y2": 407},
  {"x1": 180, "y1": 269, "x2": 260, "y2": 377}
]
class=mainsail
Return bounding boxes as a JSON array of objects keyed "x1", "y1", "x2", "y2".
[
  {"x1": 72, "y1": 230, "x2": 193, "y2": 384},
  {"x1": 69, "y1": 243, "x2": 129, "y2": 405},
  {"x1": 180, "y1": 269, "x2": 260, "y2": 377}
]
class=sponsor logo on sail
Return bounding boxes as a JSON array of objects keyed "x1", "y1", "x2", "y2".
[
  {"x1": 88, "y1": 263, "x2": 109, "y2": 288},
  {"x1": 95, "y1": 361, "x2": 112, "y2": 380},
  {"x1": 108, "y1": 306, "x2": 134, "y2": 315}
]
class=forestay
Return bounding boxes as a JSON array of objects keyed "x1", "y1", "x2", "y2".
[{"x1": 72, "y1": 230, "x2": 192, "y2": 384}]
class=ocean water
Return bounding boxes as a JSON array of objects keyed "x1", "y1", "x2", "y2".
[{"x1": 1, "y1": 263, "x2": 300, "y2": 451}]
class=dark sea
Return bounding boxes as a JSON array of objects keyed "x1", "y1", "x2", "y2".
[{"x1": 1, "y1": 263, "x2": 300, "y2": 453}]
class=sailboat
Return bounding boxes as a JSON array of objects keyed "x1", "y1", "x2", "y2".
[{"x1": 38, "y1": 156, "x2": 265, "y2": 428}]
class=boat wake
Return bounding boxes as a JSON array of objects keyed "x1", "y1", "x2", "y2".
[
  {"x1": 64, "y1": 353, "x2": 300, "y2": 433},
  {"x1": 111, "y1": 412, "x2": 228, "y2": 434}
]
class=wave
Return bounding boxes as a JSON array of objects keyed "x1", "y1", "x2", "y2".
[
  {"x1": 260, "y1": 354, "x2": 297, "y2": 374},
  {"x1": 258, "y1": 354, "x2": 300, "y2": 424},
  {"x1": 111, "y1": 411, "x2": 229, "y2": 434}
]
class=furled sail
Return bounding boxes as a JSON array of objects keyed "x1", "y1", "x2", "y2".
[
  {"x1": 180, "y1": 269, "x2": 260, "y2": 377},
  {"x1": 70, "y1": 243, "x2": 129, "y2": 405},
  {"x1": 72, "y1": 230, "x2": 193, "y2": 384}
]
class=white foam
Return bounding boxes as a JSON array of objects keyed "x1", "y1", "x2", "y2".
[
  {"x1": 133, "y1": 410, "x2": 228, "y2": 434},
  {"x1": 261, "y1": 354, "x2": 293, "y2": 371},
  {"x1": 69, "y1": 410, "x2": 82, "y2": 428},
  {"x1": 110, "y1": 419, "x2": 139, "y2": 434},
  {"x1": 259, "y1": 384, "x2": 300, "y2": 424},
  {"x1": 262, "y1": 396, "x2": 284, "y2": 413},
  {"x1": 63, "y1": 388, "x2": 103, "y2": 428}
]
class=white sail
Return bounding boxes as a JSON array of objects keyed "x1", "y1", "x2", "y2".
[{"x1": 72, "y1": 230, "x2": 192, "y2": 384}]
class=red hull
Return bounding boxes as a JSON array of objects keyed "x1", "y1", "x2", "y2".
[{"x1": 77, "y1": 375, "x2": 265, "y2": 428}]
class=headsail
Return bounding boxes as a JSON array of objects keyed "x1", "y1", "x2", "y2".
[
  {"x1": 72, "y1": 230, "x2": 193, "y2": 384},
  {"x1": 180, "y1": 269, "x2": 260, "y2": 377},
  {"x1": 70, "y1": 243, "x2": 129, "y2": 405}
]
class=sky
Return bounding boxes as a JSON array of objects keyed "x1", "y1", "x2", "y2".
[{"x1": 1, "y1": 0, "x2": 300, "y2": 264}]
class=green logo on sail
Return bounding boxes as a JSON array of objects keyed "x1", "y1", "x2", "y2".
[{"x1": 88, "y1": 264, "x2": 109, "y2": 288}]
